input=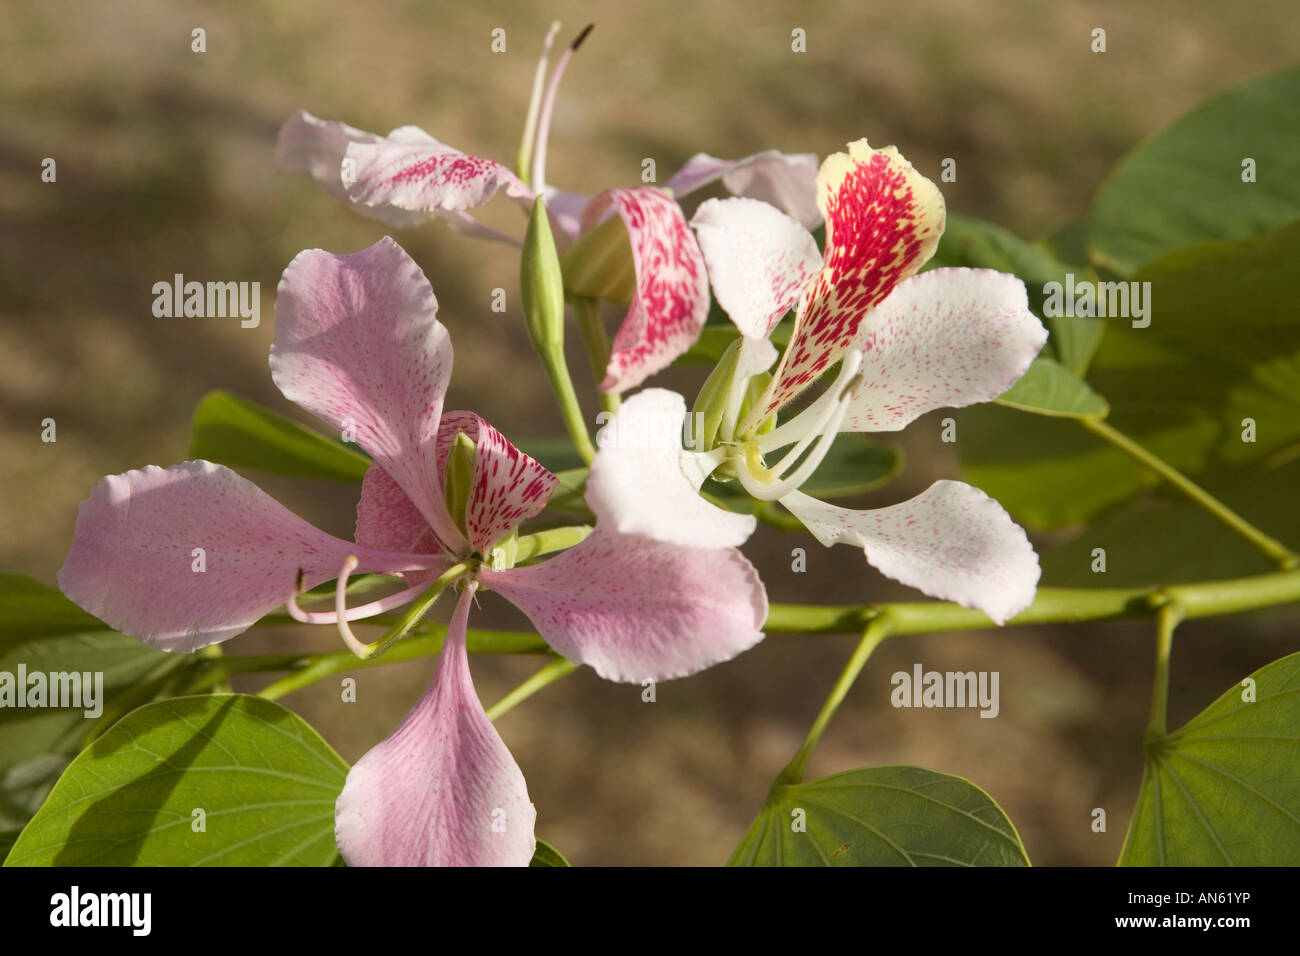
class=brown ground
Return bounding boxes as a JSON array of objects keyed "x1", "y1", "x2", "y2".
[{"x1": 2, "y1": 0, "x2": 1297, "y2": 864}]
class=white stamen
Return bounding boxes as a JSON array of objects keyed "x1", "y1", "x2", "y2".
[
  {"x1": 756, "y1": 349, "x2": 863, "y2": 452},
  {"x1": 286, "y1": 576, "x2": 433, "y2": 625},
  {"x1": 531, "y1": 24, "x2": 593, "y2": 194},
  {"x1": 735, "y1": 390, "x2": 854, "y2": 501}
]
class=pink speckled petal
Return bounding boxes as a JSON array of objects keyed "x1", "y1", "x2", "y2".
[
  {"x1": 271, "y1": 237, "x2": 466, "y2": 552},
  {"x1": 746, "y1": 141, "x2": 946, "y2": 429},
  {"x1": 587, "y1": 389, "x2": 755, "y2": 549},
  {"x1": 344, "y1": 137, "x2": 533, "y2": 220},
  {"x1": 665, "y1": 150, "x2": 821, "y2": 229},
  {"x1": 274, "y1": 111, "x2": 431, "y2": 228},
  {"x1": 355, "y1": 463, "x2": 443, "y2": 588},
  {"x1": 780, "y1": 481, "x2": 1040, "y2": 624},
  {"x1": 842, "y1": 268, "x2": 1048, "y2": 432},
  {"x1": 335, "y1": 586, "x2": 535, "y2": 867},
  {"x1": 482, "y1": 528, "x2": 767, "y2": 682},
  {"x1": 581, "y1": 188, "x2": 710, "y2": 393},
  {"x1": 691, "y1": 197, "x2": 823, "y2": 339},
  {"x1": 434, "y1": 411, "x2": 557, "y2": 555},
  {"x1": 57, "y1": 461, "x2": 438, "y2": 653}
]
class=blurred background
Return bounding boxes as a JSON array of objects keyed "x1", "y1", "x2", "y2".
[{"x1": 3, "y1": 0, "x2": 1297, "y2": 864}]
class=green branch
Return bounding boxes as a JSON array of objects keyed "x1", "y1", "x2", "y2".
[
  {"x1": 776, "y1": 615, "x2": 893, "y2": 786},
  {"x1": 763, "y1": 570, "x2": 1300, "y2": 635}
]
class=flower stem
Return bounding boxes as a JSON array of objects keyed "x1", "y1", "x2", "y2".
[
  {"x1": 486, "y1": 656, "x2": 580, "y2": 721},
  {"x1": 1080, "y1": 417, "x2": 1299, "y2": 570},
  {"x1": 776, "y1": 615, "x2": 893, "y2": 786},
  {"x1": 539, "y1": 347, "x2": 597, "y2": 464}
]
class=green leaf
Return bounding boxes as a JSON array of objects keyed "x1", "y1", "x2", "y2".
[
  {"x1": 1042, "y1": 456, "x2": 1300, "y2": 588},
  {"x1": 529, "y1": 838, "x2": 571, "y2": 867},
  {"x1": 957, "y1": 405, "x2": 1216, "y2": 530},
  {"x1": 961, "y1": 221, "x2": 1300, "y2": 529},
  {"x1": 189, "y1": 390, "x2": 370, "y2": 482},
  {"x1": 800, "y1": 433, "x2": 902, "y2": 499},
  {"x1": 0, "y1": 631, "x2": 188, "y2": 830},
  {"x1": 0, "y1": 574, "x2": 106, "y2": 657},
  {"x1": 729, "y1": 765, "x2": 1029, "y2": 866},
  {"x1": 923, "y1": 213, "x2": 1102, "y2": 376},
  {"x1": 993, "y1": 356, "x2": 1109, "y2": 419},
  {"x1": 6, "y1": 694, "x2": 347, "y2": 866},
  {"x1": 0, "y1": 576, "x2": 191, "y2": 831},
  {"x1": 1087, "y1": 221, "x2": 1300, "y2": 470},
  {"x1": 1119, "y1": 652, "x2": 1300, "y2": 866},
  {"x1": 1089, "y1": 66, "x2": 1300, "y2": 275}
]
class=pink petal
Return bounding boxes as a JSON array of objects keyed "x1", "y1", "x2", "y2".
[
  {"x1": 271, "y1": 237, "x2": 466, "y2": 552},
  {"x1": 665, "y1": 150, "x2": 821, "y2": 229},
  {"x1": 587, "y1": 389, "x2": 756, "y2": 549},
  {"x1": 842, "y1": 268, "x2": 1048, "y2": 431},
  {"x1": 748, "y1": 141, "x2": 946, "y2": 427},
  {"x1": 335, "y1": 586, "x2": 536, "y2": 866},
  {"x1": 435, "y1": 411, "x2": 557, "y2": 556},
  {"x1": 780, "y1": 482, "x2": 1040, "y2": 624},
  {"x1": 274, "y1": 110, "x2": 431, "y2": 228},
  {"x1": 581, "y1": 188, "x2": 710, "y2": 393},
  {"x1": 691, "y1": 197, "x2": 823, "y2": 339},
  {"x1": 57, "y1": 461, "x2": 436, "y2": 652},
  {"x1": 541, "y1": 186, "x2": 588, "y2": 242},
  {"x1": 482, "y1": 528, "x2": 767, "y2": 682},
  {"x1": 344, "y1": 137, "x2": 533, "y2": 220},
  {"x1": 355, "y1": 463, "x2": 443, "y2": 588}
]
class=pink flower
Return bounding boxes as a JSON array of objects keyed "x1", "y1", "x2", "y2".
[
  {"x1": 275, "y1": 30, "x2": 820, "y2": 394},
  {"x1": 588, "y1": 140, "x2": 1048, "y2": 624},
  {"x1": 59, "y1": 237, "x2": 766, "y2": 866}
]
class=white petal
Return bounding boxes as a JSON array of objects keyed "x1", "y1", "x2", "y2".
[
  {"x1": 781, "y1": 481, "x2": 1040, "y2": 623},
  {"x1": 587, "y1": 389, "x2": 756, "y2": 549},
  {"x1": 843, "y1": 268, "x2": 1048, "y2": 432},
  {"x1": 691, "y1": 198, "x2": 822, "y2": 339}
]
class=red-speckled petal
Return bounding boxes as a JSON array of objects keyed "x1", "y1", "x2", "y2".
[
  {"x1": 581, "y1": 188, "x2": 710, "y2": 393},
  {"x1": 271, "y1": 238, "x2": 465, "y2": 552},
  {"x1": 335, "y1": 586, "x2": 536, "y2": 866},
  {"x1": 344, "y1": 137, "x2": 533, "y2": 216},
  {"x1": 434, "y1": 411, "x2": 557, "y2": 555},
  {"x1": 274, "y1": 111, "x2": 431, "y2": 228},
  {"x1": 842, "y1": 268, "x2": 1048, "y2": 432},
  {"x1": 691, "y1": 197, "x2": 823, "y2": 339},
  {"x1": 57, "y1": 461, "x2": 437, "y2": 653},
  {"x1": 746, "y1": 141, "x2": 945, "y2": 429},
  {"x1": 781, "y1": 482, "x2": 1039, "y2": 624},
  {"x1": 481, "y1": 528, "x2": 767, "y2": 683},
  {"x1": 665, "y1": 150, "x2": 821, "y2": 229}
]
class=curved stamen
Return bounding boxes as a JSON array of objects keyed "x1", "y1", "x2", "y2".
[
  {"x1": 734, "y1": 389, "x2": 854, "y2": 501},
  {"x1": 755, "y1": 349, "x2": 864, "y2": 452},
  {"x1": 332, "y1": 556, "x2": 372, "y2": 657},
  {"x1": 286, "y1": 576, "x2": 436, "y2": 625},
  {"x1": 531, "y1": 23, "x2": 594, "y2": 193},
  {"x1": 516, "y1": 21, "x2": 562, "y2": 182}
]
